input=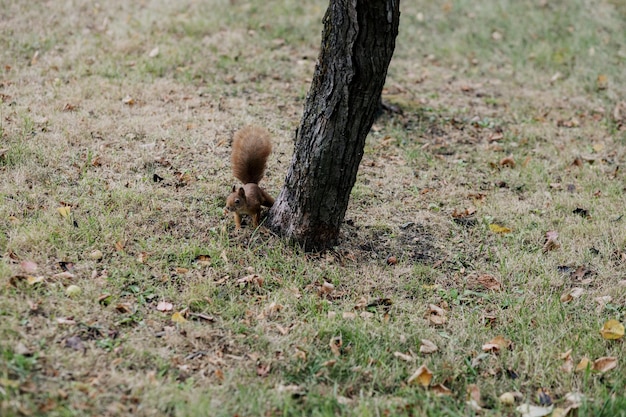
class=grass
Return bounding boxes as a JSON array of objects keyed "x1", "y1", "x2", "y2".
[{"x1": 1, "y1": 0, "x2": 626, "y2": 416}]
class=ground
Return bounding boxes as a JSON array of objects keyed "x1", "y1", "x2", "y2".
[{"x1": 1, "y1": 0, "x2": 625, "y2": 416}]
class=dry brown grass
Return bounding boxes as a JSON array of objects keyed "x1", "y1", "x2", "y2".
[{"x1": 1, "y1": 0, "x2": 626, "y2": 416}]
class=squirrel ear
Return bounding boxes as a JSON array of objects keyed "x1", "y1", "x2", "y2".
[
  {"x1": 231, "y1": 185, "x2": 237, "y2": 193},
  {"x1": 238, "y1": 187, "x2": 246, "y2": 197}
]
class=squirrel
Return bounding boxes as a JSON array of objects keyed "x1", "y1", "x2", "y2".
[{"x1": 225, "y1": 126, "x2": 275, "y2": 229}]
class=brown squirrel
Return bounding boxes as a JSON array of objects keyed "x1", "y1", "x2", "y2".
[{"x1": 225, "y1": 126, "x2": 275, "y2": 229}]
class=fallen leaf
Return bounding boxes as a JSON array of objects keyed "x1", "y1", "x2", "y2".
[
  {"x1": 57, "y1": 206, "x2": 71, "y2": 217},
  {"x1": 599, "y1": 319, "x2": 624, "y2": 340},
  {"x1": 427, "y1": 304, "x2": 447, "y2": 326},
  {"x1": 27, "y1": 276, "x2": 45, "y2": 285},
  {"x1": 263, "y1": 302, "x2": 283, "y2": 318},
  {"x1": 560, "y1": 349, "x2": 574, "y2": 373},
  {"x1": 329, "y1": 336, "x2": 342, "y2": 357},
  {"x1": 575, "y1": 357, "x2": 591, "y2": 372},
  {"x1": 20, "y1": 260, "x2": 38, "y2": 274},
  {"x1": 593, "y1": 356, "x2": 617, "y2": 373},
  {"x1": 319, "y1": 281, "x2": 334, "y2": 295},
  {"x1": 516, "y1": 404, "x2": 553, "y2": 417},
  {"x1": 148, "y1": 46, "x2": 160, "y2": 58},
  {"x1": 407, "y1": 364, "x2": 433, "y2": 387},
  {"x1": 489, "y1": 223, "x2": 512, "y2": 234},
  {"x1": 156, "y1": 301, "x2": 173, "y2": 312},
  {"x1": 430, "y1": 383, "x2": 452, "y2": 395},
  {"x1": 499, "y1": 156, "x2": 515, "y2": 168},
  {"x1": 171, "y1": 311, "x2": 187, "y2": 323},
  {"x1": 542, "y1": 230, "x2": 560, "y2": 253},
  {"x1": 236, "y1": 274, "x2": 264, "y2": 286},
  {"x1": 476, "y1": 274, "x2": 502, "y2": 291},
  {"x1": 482, "y1": 335, "x2": 512, "y2": 352},
  {"x1": 564, "y1": 392, "x2": 584, "y2": 407},
  {"x1": 419, "y1": 339, "x2": 438, "y2": 354},
  {"x1": 359, "y1": 311, "x2": 374, "y2": 319},
  {"x1": 195, "y1": 254, "x2": 211, "y2": 266},
  {"x1": 393, "y1": 351, "x2": 415, "y2": 362},
  {"x1": 560, "y1": 287, "x2": 585, "y2": 303},
  {"x1": 342, "y1": 312, "x2": 356, "y2": 320}
]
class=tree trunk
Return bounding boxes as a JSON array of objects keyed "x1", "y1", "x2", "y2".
[{"x1": 268, "y1": 0, "x2": 400, "y2": 250}]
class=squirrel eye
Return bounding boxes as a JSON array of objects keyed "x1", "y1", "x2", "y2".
[{"x1": 235, "y1": 199, "x2": 240, "y2": 204}]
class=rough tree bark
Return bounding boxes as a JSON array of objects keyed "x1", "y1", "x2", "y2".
[{"x1": 268, "y1": 0, "x2": 401, "y2": 250}]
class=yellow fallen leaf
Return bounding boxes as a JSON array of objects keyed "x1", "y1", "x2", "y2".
[
  {"x1": 575, "y1": 357, "x2": 591, "y2": 372},
  {"x1": 407, "y1": 364, "x2": 433, "y2": 387},
  {"x1": 600, "y1": 319, "x2": 624, "y2": 340},
  {"x1": 489, "y1": 224, "x2": 511, "y2": 234},
  {"x1": 57, "y1": 206, "x2": 71, "y2": 217},
  {"x1": 171, "y1": 311, "x2": 187, "y2": 323},
  {"x1": 26, "y1": 276, "x2": 45, "y2": 285}
]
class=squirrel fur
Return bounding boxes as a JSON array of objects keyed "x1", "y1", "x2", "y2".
[{"x1": 225, "y1": 126, "x2": 275, "y2": 229}]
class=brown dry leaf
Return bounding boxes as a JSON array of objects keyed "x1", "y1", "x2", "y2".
[
  {"x1": 329, "y1": 336, "x2": 342, "y2": 357},
  {"x1": 476, "y1": 274, "x2": 501, "y2": 291},
  {"x1": 319, "y1": 281, "x2": 334, "y2": 295},
  {"x1": 575, "y1": 357, "x2": 591, "y2": 372},
  {"x1": 430, "y1": 383, "x2": 452, "y2": 396},
  {"x1": 542, "y1": 230, "x2": 560, "y2": 253},
  {"x1": 419, "y1": 339, "x2": 438, "y2": 354},
  {"x1": 427, "y1": 304, "x2": 447, "y2": 326},
  {"x1": 20, "y1": 260, "x2": 38, "y2": 274},
  {"x1": 195, "y1": 254, "x2": 211, "y2": 266},
  {"x1": 499, "y1": 156, "x2": 515, "y2": 168},
  {"x1": 599, "y1": 319, "x2": 624, "y2": 340},
  {"x1": 560, "y1": 349, "x2": 574, "y2": 373},
  {"x1": 593, "y1": 356, "x2": 618, "y2": 373},
  {"x1": 261, "y1": 302, "x2": 283, "y2": 320},
  {"x1": 137, "y1": 252, "x2": 149, "y2": 263},
  {"x1": 560, "y1": 287, "x2": 584, "y2": 303},
  {"x1": 342, "y1": 312, "x2": 356, "y2": 320},
  {"x1": 51, "y1": 271, "x2": 75, "y2": 280},
  {"x1": 115, "y1": 303, "x2": 132, "y2": 314},
  {"x1": 236, "y1": 274, "x2": 264, "y2": 286},
  {"x1": 407, "y1": 364, "x2": 433, "y2": 387},
  {"x1": 115, "y1": 241, "x2": 125, "y2": 252},
  {"x1": 393, "y1": 351, "x2": 415, "y2": 362},
  {"x1": 122, "y1": 95, "x2": 135, "y2": 105},
  {"x1": 482, "y1": 335, "x2": 512, "y2": 352},
  {"x1": 156, "y1": 301, "x2": 173, "y2": 312}
]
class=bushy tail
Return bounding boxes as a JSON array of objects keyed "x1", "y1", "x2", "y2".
[{"x1": 231, "y1": 126, "x2": 272, "y2": 184}]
